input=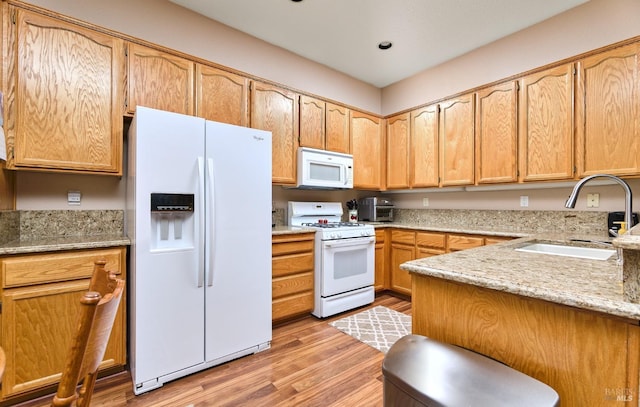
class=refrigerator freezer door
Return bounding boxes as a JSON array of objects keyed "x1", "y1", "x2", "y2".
[
  {"x1": 128, "y1": 107, "x2": 207, "y2": 388},
  {"x1": 204, "y1": 121, "x2": 272, "y2": 362}
]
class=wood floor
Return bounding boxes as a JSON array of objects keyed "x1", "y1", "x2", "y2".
[{"x1": 18, "y1": 293, "x2": 411, "y2": 407}]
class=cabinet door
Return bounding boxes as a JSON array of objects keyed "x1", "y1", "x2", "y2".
[
  {"x1": 250, "y1": 82, "x2": 299, "y2": 185},
  {"x1": 475, "y1": 82, "x2": 518, "y2": 184},
  {"x1": 1, "y1": 247, "x2": 127, "y2": 399},
  {"x1": 351, "y1": 111, "x2": 384, "y2": 189},
  {"x1": 390, "y1": 244, "x2": 414, "y2": 296},
  {"x1": 374, "y1": 229, "x2": 387, "y2": 291},
  {"x1": 299, "y1": 95, "x2": 325, "y2": 150},
  {"x1": 2, "y1": 280, "x2": 125, "y2": 397},
  {"x1": 576, "y1": 43, "x2": 640, "y2": 177},
  {"x1": 440, "y1": 93, "x2": 475, "y2": 186},
  {"x1": 410, "y1": 104, "x2": 439, "y2": 188},
  {"x1": 127, "y1": 43, "x2": 194, "y2": 116},
  {"x1": 386, "y1": 113, "x2": 410, "y2": 189},
  {"x1": 325, "y1": 103, "x2": 350, "y2": 153},
  {"x1": 519, "y1": 64, "x2": 574, "y2": 181},
  {"x1": 6, "y1": 8, "x2": 124, "y2": 174},
  {"x1": 195, "y1": 64, "x2": 248, "y2": 126}
]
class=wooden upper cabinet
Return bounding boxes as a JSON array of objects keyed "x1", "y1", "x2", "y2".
[
  {"x1": 4, "y1": 8, "x2": 124, "y2": 174},
  {"x1": 410, "y1": 104, "x2": 439, "y2": 188},
  {"x1": 299, "y1": 97, "x2": 351, "y2": 154},
  {"x1": 519, "y1": 63, "x2": 574, "y2": 182},
  {"x1": 576, "y1": 42, "x2": 640, "y2": 177},
  {"x1": 195, "y1": 64, "x2": 248, "y2": 126},
  {"x1": 386, "y1": 113, "x2": 410, "y2": 189},
  {"x1": 299, "y1": 95, "x2": 325, "y2": 150},
  {"x1": 351, "y1": 111, "x2": 385, "y2": 190},
  {"x1": 250, "y1": 82, "x2": 299, "y2": 185},
  {"x1": 475, "y1": 81, "x2": 518, "y2": 184},
  {"x1": 440, "y1": 93, "x2": 475, "y2": 186},
  {"x1": 325, "y1": 103, "x2": 350, "y2": 153},
  {"x1": 126, "y1": 43, "x2": 194, "y2": 116}
]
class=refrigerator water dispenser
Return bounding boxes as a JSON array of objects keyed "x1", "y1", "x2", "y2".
[{"x1": 150, "y1": 193, "x2": 195, "y2": 250}]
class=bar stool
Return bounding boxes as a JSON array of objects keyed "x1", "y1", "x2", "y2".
[{"x1": 382, "y1": 335, "x2": 560, "y2": 407}]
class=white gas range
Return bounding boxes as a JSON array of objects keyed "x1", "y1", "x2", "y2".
[{"x1": 288, "y1": 201, "x2": 375, "y2": 318}]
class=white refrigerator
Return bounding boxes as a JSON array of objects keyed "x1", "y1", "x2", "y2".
[{"x1": 126, "y1": 106, "x2": 272, "y2": 395}]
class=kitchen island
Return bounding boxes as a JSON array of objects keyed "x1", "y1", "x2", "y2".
[{"x1": 402, "y1": 233, "x2": 640, "y2": 406}]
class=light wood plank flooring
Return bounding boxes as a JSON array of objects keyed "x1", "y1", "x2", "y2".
[{"x1": 18, "y1": 293, "x2": 410, "y2": 407}]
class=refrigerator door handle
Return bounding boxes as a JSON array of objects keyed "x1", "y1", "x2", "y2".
[
  {"x1": 206, "y1": 157, "x2": 216, "y2": 287},
  {"x1": 197, "y1": 156, "x2": 206, "y2": 287}
]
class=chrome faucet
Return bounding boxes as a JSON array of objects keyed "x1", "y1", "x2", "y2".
[{"x1": 565, "y1": 174, "x2": 633, "y2": 236}]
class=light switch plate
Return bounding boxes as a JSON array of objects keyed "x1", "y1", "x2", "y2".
[
  {"x1": 587, "y1": 193, "x2": 600, "y2": 208},
  {"x1": 520, "y1": 195, "x2": 529, "y2": 207},
  {"x1": 422, "y1": 198, "x2": 429, "y2": 207}
]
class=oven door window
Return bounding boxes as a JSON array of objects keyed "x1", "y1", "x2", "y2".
[{"x1": 321, "y1": 237, "x2": 374, "y2": 297}]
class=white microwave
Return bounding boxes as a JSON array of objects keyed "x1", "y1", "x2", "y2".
[{"x1": 297, "y1": 147, "x2": 354, "y2": 189}]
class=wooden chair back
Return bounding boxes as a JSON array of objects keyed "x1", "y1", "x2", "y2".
[{"x1": 51, "y1": 260, "x2": 125, "y2": 407}]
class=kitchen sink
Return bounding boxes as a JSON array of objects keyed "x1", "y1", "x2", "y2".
[{"x1": 515, "y1": 243, "x2": 616, "y2": 261}]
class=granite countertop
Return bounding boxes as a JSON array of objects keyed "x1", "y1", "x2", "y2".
[
  {"x1": 0, "y1": 234, "x2": 130, "y2": 256},
  {"x1": 272, "y1": 221, "x2": 533, "y2": 238},
  {"x1": 272, "y1": 226, "x2": 317, "y2": 236},
  {"x1": 368, "y1": 222, "x2": 530, "y2": 238},
  {"x1": 402, "y1": 233, "x2": 640, "y2": 321}
]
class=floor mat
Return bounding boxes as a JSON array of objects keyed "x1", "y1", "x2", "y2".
[{"x1": 329, "y1": 305, "x2": 411, "y2": 353}]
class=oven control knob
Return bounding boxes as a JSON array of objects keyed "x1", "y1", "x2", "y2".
[
  {"x1": 331, "y1": 233, "x2": 338, "y2": 239},
  {"x1": 361, "y1": 231, "x2": 368, "y2": 236}
]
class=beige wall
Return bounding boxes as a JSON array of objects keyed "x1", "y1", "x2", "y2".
[
  {"x1": 382, "y1": 0, "x2": 640, "y2": 115},
  {"x1": 13, "y1": 0, "x2": 640, "y2": 215},
  {"x1": 385, "y1": 179, "x2": 640, "y2": 213}
]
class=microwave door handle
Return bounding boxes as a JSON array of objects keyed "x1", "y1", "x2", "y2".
[{"x1": 343, "y1": 164, "x2": 347, "y2": 186}]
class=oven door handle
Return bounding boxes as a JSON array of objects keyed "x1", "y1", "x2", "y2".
[{"x1": 324, "y1": 236, "x2": 375, "y2": 248}]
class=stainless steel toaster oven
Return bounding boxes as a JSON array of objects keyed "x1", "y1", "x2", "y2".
[{"x1": 358, "y1": 197, "x2": 394, "y2": 222}]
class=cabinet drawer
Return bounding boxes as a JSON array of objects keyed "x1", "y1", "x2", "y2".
[
  {"x1": 273, "y1": 271, "x2": 313, "y2": 299},
  {"x1": 272, "y1": 252, "x2": 314, "y2": 278},
  {"x1": 1, "y1": 248, "x2": 124, "y2": 288},
  {"x1": 272, "y1": 291, "x2": 313, "y2": 322},
  {"x1": 391, "y1": 230, "x2": 415, "y2": 245},
  {"x1": 272, "y1": 234, "x2": 315, "y2": 256},
  {"x1": 485, "y1": 236, "x2": 513, "y2": 245},
  {"x1": 375, "y1": 229, "x2": 386, "y2": 242},
  {"x1": 448, "y1": 235, "x2": 484, "y2": 251},
  {"x1": 416, "y1": 232, "x2": 446, "y2": 250}
]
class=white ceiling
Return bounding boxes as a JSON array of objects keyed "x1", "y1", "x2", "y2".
[{"x1": 170, "y1": 0, "x2": 589, "y2": 88}]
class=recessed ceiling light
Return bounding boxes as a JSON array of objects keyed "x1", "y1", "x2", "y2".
[
  {"x1": 378, "y1": 41, "x2": 392, "y2": 50},
  {"x1": 291, "y1": 0, "x2": 303, "y2": 2}
]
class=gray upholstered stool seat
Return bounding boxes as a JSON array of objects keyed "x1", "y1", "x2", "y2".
[{"x1": 382, "y1": 335, "x2": 560, "y2": 407}]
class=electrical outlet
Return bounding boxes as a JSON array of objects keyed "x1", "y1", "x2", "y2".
[
  {"x1": 67, "y1": 190, "x2": 81, "y2": 205},
  {"x1": 422, "y1": 198, "x2": 429, "y2": 207},
  {"x1": 587, "y1": 193, "x2": 599, "y2": 208},
  {"x1": 520, "y1": 195, "x2": 529, "y2": 207}
]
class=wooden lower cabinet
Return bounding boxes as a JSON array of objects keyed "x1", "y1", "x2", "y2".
[
  {"x1": 415, "y1": 231, "x2": 446, "y2": 258},
  {"x1": 390, "y1": 230, "x2": 415, "y2": 296},
  {"x1": 383, "y1": 228, "x2": 513, "y2": 296},
  {"x1": 374, "y1": 229, "x2": 387, "y2": 291},
  {"x1": 447, "y1": 233, "x2": 485, "y2": 252},
  {"x1": 413, "y1": 275, "x2": 640, "y2": 407},
  {"x1": 0, "y1": 247, "x2": 127, "y2": 400},
  {"x1": 272, "y1": 233, "x2": 315, "y2": 323}
]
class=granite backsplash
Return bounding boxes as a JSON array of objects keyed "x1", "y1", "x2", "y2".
[
  {"x1": 0, "y1": 210, "x2": 124, "y2": 243},
  {"x1": 272, "y1": 206, "x2": 609, "y2": 236},
  {"x1": 392, "y1": 209, "x2": 609, "y2": 235}
]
